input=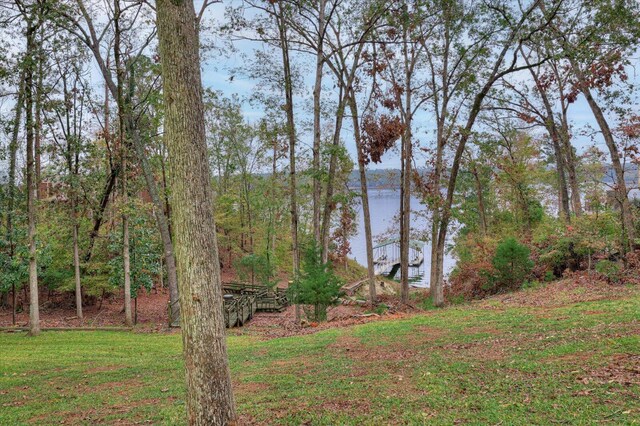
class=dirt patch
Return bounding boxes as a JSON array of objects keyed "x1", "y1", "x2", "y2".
[
  {"x1": 235, "y1": 381, "x2": 271, "y2": 393},
  {"x1": 0, "y1": 287, "x2": 174, "y2": 329},
  {"x1": 329, "y1": 333, "x2": 420, "y2": 365},
  {"x1": 482, "y1": 276, "x2": 639, "y2": 309},
  {"x1": 544, "y1": 351, "x2": 593, "y2": 364},
  {"x1": 413, "y1": 325, "x2": 450, "y2": 341},
  {"x1": 438, "y1": 338, "x2": 512, "y2": 362},
  {"x1": 84, "y1": 365, "x2": 126, "y2": 374},
  {"x1": 580, "y1": 354, "x2": 640, "y2": 386},
  {"x1": 232, "y1": 302, "x2": 417, "y2": 340}
]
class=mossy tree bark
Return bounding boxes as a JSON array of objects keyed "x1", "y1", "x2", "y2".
[
  {"x1": 155, "y1": 0, "x2": 236, "y2": 423},
  {"x1": 25, "y1": 14, "x2": 40, "y2": 336}
]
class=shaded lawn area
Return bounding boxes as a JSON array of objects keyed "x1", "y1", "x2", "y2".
[{"x1": 1, "y1": 294, "x2": 639, "y2": 425}]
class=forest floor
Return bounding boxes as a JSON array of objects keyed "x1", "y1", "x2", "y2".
[
  {"x1": 0, "y1": 269, "x2": 399, "y2": 332},
  {"x1": 1, "y1": 278, "x2": 639, "y2": 425}
]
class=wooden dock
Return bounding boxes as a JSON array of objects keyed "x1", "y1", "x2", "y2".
[{"x1": 373, "y1": 239, "x2": 425, "y2": 276}]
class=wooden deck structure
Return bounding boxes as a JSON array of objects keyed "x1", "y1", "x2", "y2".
[{"x1": 222, "y1": 282, "x2": 289, "y2": 328}]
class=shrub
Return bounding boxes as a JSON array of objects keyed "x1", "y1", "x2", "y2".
[
  {"x1": 288, "y1": 242, "x2": 344, "y2": 322},
  {"x1": 492, "y1": 238, "x2": 533, "y2": 291},
  {"x1": 595, "y1": 260, "x2": 622, "y2": 284},
  {"x1": 448, "y1": 235, "x2": 497, "y2": 300},
  {"x1": 370, "y1": 303, "x2": 389, "y2": 315}
]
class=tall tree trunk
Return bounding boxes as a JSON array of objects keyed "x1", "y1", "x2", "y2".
[
  {"x1": 320, "y1": 91, "x2": 347, "y2": 263},
  {"x1": 83, "y1": 53, "x2": 117, "y2": 263},
  {"x1": 156, "y1": 0, "x2": 237, "y2": 422},
  {"x1": 471, "y1": 161, "x2": 488, "y2": 234},
  {"x1": 559, "y1": 112, "x2": 582, "y2": 216},
  {"x1": 348, "y1": 94, "x2": 376, "y2": 303},
  {"x1": 25, "y1": 19, "x2": 40, "y2": 336},
  {"x1": 399, "y1": 29, "x2": 412, "y2": 304},
  {"x1": 275, "y1": 3, "x2": 301, "y2": 322},
  {"x1": 6, "y1": 72, "x2": 24, "y2": 327},
  {"x1": 523, "y1": 51, "x2": 570, "y2": 221},
  {"x1": 571, "y1": 63, "x2": 635, "y2": 248},
  {"x1": 122, "y1": 170, "x2": 132, "y2": 326},
  {"x1": 550, "y1": 128, "x2": 571, "y2": 221},
  {"x1": 72, "y1": 196, "x2": 83, "y2": 321},
  {"x1": 35, "y1": 43, "x2": 43, "y2": 199},
  {"x1": 114, "y1": 0, "x2": 132, "y2": 327},
  {"x1": 312, "y1": 0, "x2": 326, "y2": 245}
]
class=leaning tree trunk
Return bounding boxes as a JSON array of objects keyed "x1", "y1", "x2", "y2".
[
  {"x1": 125, "y1": 66, "x2": 180, "y2": 326},
  {"x1": 25, "y1": 19, "x2": 40, "y2": 336},
  {"x1": 155, "y1": 0, "x2": 237, "y2": 423},
  {"x1": 131, "y1": 128, "x2": 181, "y2": 326},
  {"x1": 320, "y1": 91, "x2": 347, "y2": 263},
  {"x1": 572, "y1": 63, "x2": 635, "y2": 248},
  {"x1": 348, "y1": 95, "x2": 376, "y2": 303},
  {"x1": 524, "y1": 55, "x2": 571, "y2": 221}
]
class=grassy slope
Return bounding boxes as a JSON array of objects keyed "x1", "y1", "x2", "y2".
[{"x1": 1, "y1": 284, "x2": 639, "y2": 425}]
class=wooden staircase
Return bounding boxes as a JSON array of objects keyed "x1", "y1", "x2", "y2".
[{"x1": 222, "y1": 283, "x2": 289, "y2": 328}]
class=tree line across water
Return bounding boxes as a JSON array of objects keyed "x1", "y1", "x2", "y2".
[{"x1": 1, "y1": 0, "x2": 640, "y2": 423}]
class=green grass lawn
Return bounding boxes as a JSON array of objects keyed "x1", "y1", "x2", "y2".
[{"x1": 1, "y1": 292, "x2": 639, "y2": 425}]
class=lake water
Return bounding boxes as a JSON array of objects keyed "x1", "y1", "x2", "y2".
[{"x1": 348, "y1": 189, "x2": 456, "y2": 288}]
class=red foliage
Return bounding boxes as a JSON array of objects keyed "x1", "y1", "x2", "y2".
[
  {"x1": 360, "y1": 114, "x2": 405, "y2": 164},
  {"x1": 568, "y1": 50, "x2": 627, "y2": 101},
  {"x1": 618, "y1": 115, "x2": 640, "y2": 139}
]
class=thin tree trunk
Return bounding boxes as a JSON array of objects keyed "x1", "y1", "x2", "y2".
[
  {"x1": 320, "y1": 91, "x2": 347, "y2": 263},
  {"x1": 84, "y1": 166, "x2": 119, "y2": 262},
  {"x1": 572, "y1": 65, "x2": 635, "y2": 248},
  {"x1": 35, "y1": 45, "x2": 43, "y2": 199},
  {"x1": 156, "y1": 0, "x2": 237, "y2": 422},
  {"x1": 125, "y1": 64, "x2": 180, "y2": 326},
  {"x1": 348, "y1": 94, "x2": 376, "y2": 303},
  {"x1": 84, "y1": 57, "x2": 118, "y2": 263},
  {"x1": 559, "y1": 112, "x2": 582, "y2": 216},
  {"x1": 399, "y1": 29, "x2": 412, "y2": 304},
  {"x1": 400, "y1": 130, "x2": 411, "y2": 303},
  {"x1": 72, "y1": 195, "x2": 83, "y2": 321},
  {"x1": 312, "y1": 0, "x2": 326, "y2": 245},
  {"x1": 122, "y1": 180, "x2": 132, "y2": 326},
  {"x1": 114, "y1": 0, "x2": 132, "y2": 327},
  {"x1": 430, "y1": 0, "x2": 543, "y2": 307},
  {"x1": 523, "y1": 51, "x2": 570, "y2": 221},
  {"x1": 275, "y1": 3, "x2": 301, "y2": 322},
  {"x1": 25, "y1": 18, "x2": 40, "y2": 336},
  {"x1": 320, "y1": 43, "x2": 367, "y2": 264},
  {"x1": 471, "y1": 161, "x2": 488, "y2": 234},
  {"x1": 6, "y1": 73, "x2": 24, "y2": 327},
  {"x1": 131, "y1": 128, "x2": 180, "y2": 325}
]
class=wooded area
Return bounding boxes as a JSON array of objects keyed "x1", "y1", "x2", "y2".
[{"x1": 1, "y1": 0, "x2": 640, "y2": 424}]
